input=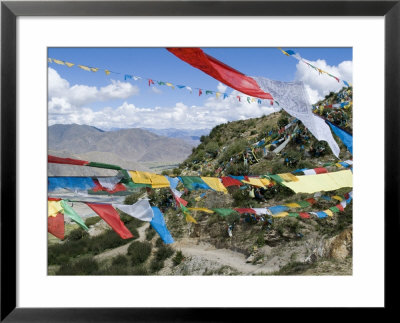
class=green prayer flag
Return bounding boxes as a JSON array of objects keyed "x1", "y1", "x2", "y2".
[
  {"x1": 212, "y1": 208, "x2": 237, "y2": 217},
  {"x1": 205, "y1": 90, "x2": 213, "y2": 95},
  {"x1": 288, "y1": 212, "x2": 299, "y2": 217},
  {"x1": 60, "y1": 200, "x2": 89, "y2": 231},
  {"x1": 296, "y1": 200, "x2": 310, "y2": 208},
  {"x1": 329, "y1": 206, "x2": 340, "y2": 213},
  {"x1": 87, "y1": 161, "x2": 122, "y2": 170},
  {"x1": 269, "y1": 174, "x2": 283, "y2": 183}
]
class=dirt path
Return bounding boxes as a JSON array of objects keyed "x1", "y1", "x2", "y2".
[
  {"x1": 172, "y1": 239, "x2": 268, "y2": 274},
  {"x1": 94, "y1": 223, "x2": 149, "y2": 261}
]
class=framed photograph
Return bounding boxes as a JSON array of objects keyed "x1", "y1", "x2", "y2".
[{"x1": 1, "y1": 0, "x2": 398, "y2": 320}]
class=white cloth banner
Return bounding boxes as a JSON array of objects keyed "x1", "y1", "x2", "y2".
[
  {"x1": 113, "y1": 199, "x2": 154, "y2": 222},
  {"x1": 252, "y1": 77, "x2": 340, "y2": 157},
  {"x1": 252, "y1": 208, "x2": 271, "y2": 216},
  {"x1": 97, "y1": 175, "x2": 122, "y2": 190},
  {"x1": 303, "y1": 169, "x2": 317, "y2": 175}
]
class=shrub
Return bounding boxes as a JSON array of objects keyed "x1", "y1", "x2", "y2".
[
  {"x1": 155, "y1": 237, "x2": 164, "y2": 248},
  {"x1": 131, "y1": 265, "x2": 149, "y2": 275},
  {"x1": 56, "y1": 256, "x2": 99, "y2": 275},
  {"x1": 84, "y1": 216, "x2": 102, "y2": 227},
  {"x1": 150, "y1": 258, "x2": 164, "y2": 272},
  {"x1": 145, "y1": 226, "x2": 156, "y2": 241},
  {"x1": 219, "y1": 138, "x2": 248, "y2": 163},
  {"x1": 112, "y1": 255, "x2": 128, "y2": 266},
  {"x1": 172, "y1": 251, "x2": 184, "y2": 266},
  {"x1": 155, "y1": 245, "x2": 174, "y2": 261},
  {"x1": 67, "y1": 228, "x2": 89, "y2": 241},
  {"x1": 128, "y1": 241, "x2": 152, "y2": 266}
]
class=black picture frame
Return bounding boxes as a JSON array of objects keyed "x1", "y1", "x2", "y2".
[{"x1": 1, "y1": 1, "x2": 398, "y2": 321}]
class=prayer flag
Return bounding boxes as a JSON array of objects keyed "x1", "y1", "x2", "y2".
[
  {"x1": 86, "y1": 203, "x2": 133, "y2": 239},
  {"x1": 113, "y1": 199, "x2": 154, "y2": 222},
  {"x1": 48, "y1": 212, "x2": 65, "y2": 240},
  {"x1": 167, "y1": 48, "x2": 273, "y2": 99},
  {"x1": 150, "y1": 207, "x2": 174, "y2": 244},
  {"x1": 60, "y1": 200, "x2": 89, "y2": 231}
]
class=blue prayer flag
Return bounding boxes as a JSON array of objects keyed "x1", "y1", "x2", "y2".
[
  {"x1": 328, "y1": 122, "x2": 353, "y2": 154},
  {"x1": 150, "y1": 207, "x2": 174, "y2": 244}
]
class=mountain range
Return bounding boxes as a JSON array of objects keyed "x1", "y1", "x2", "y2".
[{"x1": 48, "y1": 124, "x2": 194, "y2": 165}]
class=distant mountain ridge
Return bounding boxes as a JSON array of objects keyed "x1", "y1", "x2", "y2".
[
  {"x1": 48, "y1": 124, "x2": 193, "y2": 164},
  {"x1": 107, "y1": 127, "x2": 210, "y2": 146}
]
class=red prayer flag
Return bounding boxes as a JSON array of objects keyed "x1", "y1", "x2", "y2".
[
  {"x1": 305, "y1": 198, "x2": 317, "y2": 205},
  {"x1": 235, "y1": 208, "x2": 256, "y2": 214},
  {"x1": 48, "y1": 212, "x2": 65, "y2": 240},
  {"x1": 86, "y1": 203, "x2": 133, "y2": 239},
  {"x1": 174, "y1": 195, "x2": 188, "y2": 207},
  {"x1": 336, "y1": 204, "x2": 344, "y2": 212},
  {"x1": 199, "y1": 89, "x2": 202, "y2": 96},
  {"x1": 221, "y1": 176, "x2": 243, "y2": 187},
  {"x1": 299, "y1": 212, "x2": 311, "y2": 219},
  {"x1": 314, "y1": 167, "x2": 328, "y2": 174},
  {"x1": 167, "y1": 48, "x2": 273, "y2": 100},
  {"x1": 48, "y1": 197, "x2": 61, "y2": 201},
  {"x1": 48, "y1": 155, "x2": 89, "y2": 166}
]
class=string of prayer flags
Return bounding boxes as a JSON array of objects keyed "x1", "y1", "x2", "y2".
[
  {"x1": 86, "y1": 203, "x2": 134, "y2": 239},
  {"x1": 48, "y1": 212, "x2": 65, "y2": 240},
  {"x1": 278, "y1": 48, "x2": 351, "y2": 86},
  {"x1": 48, "y1": 57, "x2": 274, "y2": 106}
]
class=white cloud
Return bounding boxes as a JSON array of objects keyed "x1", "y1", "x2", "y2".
[
  {"x1": 151, "y1": 86, "x2": 162, "y2": 94},
  {"x1": 295, "y1": 59, "x2": 352, "y2": 103},
  {"x1": 48, "y1": 67, "x2": 139, "y2": 107},
  {"x1": 48, "y1": 91, "x2": 279, "y2": 130},
  {"x1": 217, "y1": 82, "x2": 227, "y2": 93}
]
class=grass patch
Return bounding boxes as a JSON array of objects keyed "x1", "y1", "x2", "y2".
[{"x1": 56, "y1": 256, "x2": 99, "y2": 275}]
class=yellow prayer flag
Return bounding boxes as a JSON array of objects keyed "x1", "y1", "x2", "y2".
[
  {"x1": 282, "y1": 170, "x2": 353, "y2": 194},
  {"x1": 48, "y1": 58, "x2": 52, "y2": 63},
  {"x1": 201, "y1": 177, "x2": 228, "y2": 194},
  {"x1": 78, "y1": 65, "x2": 91, "y2": 72},
  {"x1": 166, "y1": 82, "x2": 175, "y2": 89},
  {"x1": 332, "y1": 195, "x2": 343, "y2": 201},
  {"x1": 278, "y1": 173, "x2": 299, "y2": 182},
  {"x1": 128, "y1": 171, "x2": 170, "y2": 188},
  {"x1": 185, "y1": 213, "x2": 197, "y2": 224},
  {"x1": 187, "y1": 207, "x2": 214, "y2": 214},
  {"x1": 53, "y1": 59, "x2": 65, "y2": 65},
  {"x1": 48, "y1": 201, "x2": 63, "y2": 217},
  {"x1": 324, "y1": 209, "x2": 334, "y2": 217},
  {"x1": 216, "y1": 92, "x2": 221, "y2": 98},
  {"x1": 259, "y1": 178, "x2": 271, "y2": 186},
  {"x1": 241, "y1": 178, "x2": 266, "y2": 188},
  {"x1": 284, "y1": 202, "x2": 301, "y2": 208},
  {"x1": 105, "y1": 70, "x2": 111, "y2": 75},
  {"x1": 273, "y1": 212, "x2": 289, "y2": 218},
  {"x1": 90, "y1": 67, "x2": 99, "y2": 72},
  {"x1": 335, "y1": 163, "x2": 343, "y2": 168},
  {"x1": 65, "y1": 62, "x2": 74, "y2": 67}
]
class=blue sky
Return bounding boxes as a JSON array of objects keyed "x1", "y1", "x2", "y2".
[{"x1": 48, "y1": 47, "x2": 352, "y2": 130}]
